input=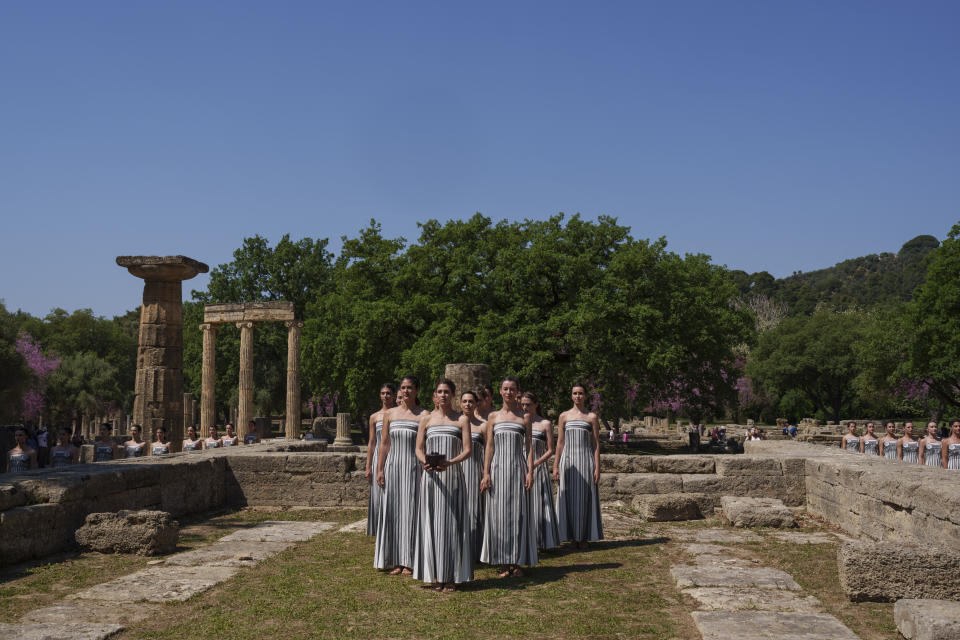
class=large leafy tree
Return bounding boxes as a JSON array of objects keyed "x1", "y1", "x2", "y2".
[
  {"x1": 0, "y1": 302, "x2": 30, "y2": 422},
  {"x1": 748, "y1": 310, "x2": 867, "y2": 423}
]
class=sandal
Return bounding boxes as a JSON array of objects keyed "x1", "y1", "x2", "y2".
[
  {"x1": 400, "y1": 567, "x2": 413, "y2": 576},
  {"x1": 442, "y1": 583, "x2": 456, "y2": 592},
  {"x1": 497, "y1": 566, "x2": 511, "y2": 578},
  {"x1": 388, "y1": 566, "x2": 403, "y2": 575},
  {"x1": 511, "y1": 567, "x2": 525, "y2": 577}
]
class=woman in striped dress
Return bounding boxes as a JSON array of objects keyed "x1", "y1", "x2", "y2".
[
  {"x1": 898, "y1": 422, "x2": 919, "y2": 463},
  {"x1": 941, "y1": 421, "x2": 960, "y2": 469},
  {"x1": 860, "y1": 422, "x2": 880, "y2": 456},
  {"x1": 460, "y1": 389, "x2": 487, "y2": 562},
  {"x1": 880, "y1": 422, "x2": 899, "y2": 460},
  {"x1": 365, "y1": 383, "x2": 396, "y2": 537},
  {"x1": 6, "y1": 428, "x2": 38, "y2": 474},
  {"x1": 123, "y1": 424, "x2": 147, "y2": 459},
  {"x1": 554, "y1": 382, "x2": 604, "y2": 548},
  {"x1": 919, "y1": 421, "x2": 942, "y2": 467},
  {"x1": 413, "y1": 378, "x2": 473, "y2": 591},
  {"x1": 375, "y1": 375, "x2": 424, "y2": 575},
  {"x1": 520, "y1": 391, "x2": 560, "y2": 550},
  {"x1": 480, "y1": 376, "x2": 538, "y2": 577},
  {"x1": 50, "y1": 428, "x2": 79, "y2": 468},
  {"x1": 841, "y1": 422, "x2": 860, "y2": 453}
]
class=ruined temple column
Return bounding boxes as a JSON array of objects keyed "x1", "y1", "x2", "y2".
[
  {"x1": 117, "y1": 255, "x2": 208, "y2": 449},
  {"x1": 199, "y1": 323, "x2": 217, "y2": 436},
  {"x1": 444, "y1": 363, "x2": 492, "y2": 411},
  {"x1": 284, "y1": 320, "x2": 303, "y2": 439},
  {"x1": 334, "y1": 412, "x2": 352, "y2": 446},
  {"x1": 237, "y1": 321, "x2": 255, "y2": 440}
]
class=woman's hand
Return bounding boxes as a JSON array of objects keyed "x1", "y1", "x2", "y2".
[
  {"x1": 480, "y1": 474, "x2": 491, "y2": 493},
  {"x1": 377, "y1": 470, "x2": 386, "y2": 488},
  {"x1": 552, "y1": 468, "x2": 559, "y2": 482},
  {"x1": 524, "y1": 472, "x2": 533, "y2": 491},
  {"x1": 593, "y1": 467, "x2": 600, "y2": 485},
  {"x1": 365, "y1": 467, "x2": 373, "y2": 483}
]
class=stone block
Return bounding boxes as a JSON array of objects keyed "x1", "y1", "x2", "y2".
[
  {"x1": 838, "y1": 542, "x2": 960, "y2": 601},
  {"x1": 75, "y1": 510, "x2": 179, "y2": 555},
  {"x1": 652, "y1": 456, "x2": 715, "y2": 474},
  {"x1": 70, "y1": 565, "x2": 236, "y2": 603},
  {"x1": 690, "y1": 611, "x2": 859, "y2": 640},
  {"x1": 597, "y1": 472, "x2": 683, "y2": 499},
  {"x1": 0, "y1": 483, "x2": 27, "y2": 510},
  {"x1": 671, "y1": 563, "x2": 801, "y2": 590},
  {"x1": 631, "y1": 493, "x2": 702, "y2": 521},
  {"x1": 894, "y1": 599, "x2": 960, "y2": 640},
  {"x1": 683, "y1": 587, "x2": 823, "y2": 612},
  {"x1": 599, "y1": 454, "x2": 653, "y2": 473},
  {"x1": 720, "y1": 496, "x2": 795, "y2": 528},
  {"x1": 715, "y1": 457, "x2": 784, "y2": 476},
  {"x1": 0, "y1": 622, "x2": 125, "y2": 640}
]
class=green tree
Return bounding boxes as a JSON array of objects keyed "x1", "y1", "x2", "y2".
[
  {"x1": 0, "y1": 302, "x2": 30, "y2": 422},
  {"x1": 46, "y1": 352, "x2": 121, "y2": 425},
  {"x1": 748, "y1": 310, "x2": 867, "y2": 423}
]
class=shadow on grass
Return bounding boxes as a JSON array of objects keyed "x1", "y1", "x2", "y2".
[
  {"x1": 540, "y1": 536, "x2": 669, "y2": 558},
  {"x1": 463, "y1": 561, "x2": 624, "y2": 591}
]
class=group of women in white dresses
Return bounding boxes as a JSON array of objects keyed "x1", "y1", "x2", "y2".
[
  {"x1": 365, "y1": 376, "x2": 604, "y2": 591},
  {"x1": 841, "y1": 420, "x2": 960, "y2": 468}
]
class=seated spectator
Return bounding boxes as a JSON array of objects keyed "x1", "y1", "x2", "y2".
[
  {"x1": 205, "y1": 425, "x2": 222, "y2": 449},
  {"x1": 221, "y1": 424, "x2": 239, "y2": 447},
  {"x1": 93, "y1": 423, "x2": 119, "y2": 462},
  {"x1": 123, "y1": 424, "x2": 147, "y2": 458},
  {"x1": 7, "y1": 427, "x2": 39, "y2": 473},
  {"x1": 244, "y1": 420, "x2": 261, "y2": 445},
  {"x1": 789, "y1": 424, "x2": 798, "y2": 438},
  {"x1": 151, "y1": 426, "x2": 172, "y2": 455},
  {"x1": 182, "y1": 425, "x2": 204, "y2": 452},
  {"x1": 50, "y1": 427, "x2": 80, "y2": 468}
]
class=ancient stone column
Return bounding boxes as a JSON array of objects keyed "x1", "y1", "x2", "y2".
[
  {"x1": 199, "y1": 323, "x2": 217, "y2": 436},
  {"x1": 444, "y1": 363, "x2": 492, "y2": 410},
  {"x1": 117, "y1": 255, "x2": 208, "y2": 449},
  {"x1": 237, "y1": 321, "x2": 255, "y2": 439},
  {"x1": 334, "y1": 412, "x2": 352, "y2": 446},
  {"x1": 284, "y1": 320, "x2": 303, "y2": 439}
]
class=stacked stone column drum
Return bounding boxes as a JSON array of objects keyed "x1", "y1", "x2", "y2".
[
  {"x1": 444, "y1": 363, "x2": 491, "y2": 410},
  {"x1": 117, "y1": 256, "x2": 209, "y2": 450}
]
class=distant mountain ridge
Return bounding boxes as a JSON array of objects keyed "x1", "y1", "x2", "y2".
[{"x1": 730, "y1": 235, "x2": 940, "y2": 316}]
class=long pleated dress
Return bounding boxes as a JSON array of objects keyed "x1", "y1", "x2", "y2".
[
  {"x1": 556, "y1": 420, "x2": 604, "y2": 543},
  {"x1": 882, "y1": 440, "x2": 898, "y2": 460},
  {"x1": 844, "y1": 437, "x2": 860, "y2": 453},
  {"x1": 374, "y1": 419, "x2": 421, "y2": 569},
  {"x1": 924, "y1": 441, "x2": 942, "y2": 467},
  {"x1": 480, "y1": 422, "x2": 538, "y2": 567},
  {"x1": 366, "y1": 420, "x2": 384, "y2": 537},
  {"x1": 463, "y1": 430, "x2": 485, "y2": 561},
  {"x1": 413, "y1": 425, "x2": 473, "y2": 585},
  {"x1": 862, "y1": 438, "x2": 879, "y2": 455},
  {"x1": 531, "y1": 429, "x2": 560, "y2": 550},
  {"x1": 948, "y1": 443, "x2": 960, "y2": 469},
  {"x1": 901, "y1": 440, "x2": 919, "y2": 463}
]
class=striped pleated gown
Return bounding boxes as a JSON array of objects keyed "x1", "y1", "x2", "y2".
[
  {"x1": 901, "y1": 440, "x2": 919, "y2": 463},
  {"x1": 480, "y1": 422, "x2": 538, "y2": 567},
  {"x1": 374, "y1": 419, "x2": 421, "y2": 569},
  {"x1": 924, "y1": 442, "x2": 942, "y2": 467},
  {"x1": 366, "y1": 420, "x2": 384, "y2": 536},
  {"x1": 531, "y1": 430, "x2": 560, "y2": 549},
  {"x1": 414, "y1": 425, "x2": 473, "y2": 584},
  {"x1": 463, "y1": 431, "x2": 485, "y2": 561},
  {"x1": 556, "y1": 420, "x2": 604, "y2": 543},
  {"x1": 948, "y1": 443, "x2": 960, "y2": 469},
  {"x1": 883, "y1": 440, "x2": 898, "y2": 460}
]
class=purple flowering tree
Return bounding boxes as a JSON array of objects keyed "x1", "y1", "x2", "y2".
[{"x1": 14, "y1": 332, "x2": 60, "y2": 421}]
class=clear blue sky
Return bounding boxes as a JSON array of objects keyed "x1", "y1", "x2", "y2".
[{"x1": 2, "y1": 1, "x2": 958, "y2": 318}]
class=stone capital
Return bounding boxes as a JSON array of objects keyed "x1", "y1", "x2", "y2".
[
  {"x1": 236, "y1": 321, "x2": 256, "y2": 330},
  {"x1": 284, "y1": 320, "x2": 304, "y2": 329},
  {"x1": 199, "y1": 323, "x2": 218, "y2": 333}
]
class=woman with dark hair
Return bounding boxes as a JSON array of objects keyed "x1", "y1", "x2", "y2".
[
  {"x1": 941, "y1": 421, "x2": 960, "y2": 469},
  {"x1": 898, "y1": 422, "x2": 919, "y2": 463},
  {"x1": 123, "y1": 424, "x2": 147, "y2": 458},
  {"x1": 480, "y1": 376, "x2": 537, "y2": 577},
  {"x1": 460, "y1": 389, "x2": 487, "y2": 561},
  {"x1": 375, "y1": 375, "x2": 424, "y2": 576},
  {"x1": 182, "y1": 425, "x2": 204, "y2": 452},
  {"x1": 413, "y1": 378, "x2": 473, "y2": 591},
  {"x1": 93, "y1": 423, "x2": 118, "y2": 462},
  {"x1": 50, "y1": 427, "x2": 79, "y2": 468},
  {"x1": 520, "y1": 391, "x2": 560, "y2": 550},
  {"x1": 221, "y1": 424, "x2": 239, "y2": 447},
  {"x1": 205, "y1": 425, "x2": 222, "y2": 449},
  {"x1": 880, "y1": 422, "x2": 899, "y2": 460},
  {"x1": 841, "y1": 422, "x2": 860, "y2": 453},
  {"x1": 366, "y1": 382, "x2": 396, "y2": 537},
  {"x1": 860, "y1": 422, "x2": 880, "y2": 456},
  {"x1": 7, "y1": 427, "x2": 38, "y2": 473},
  {"x1": 477, "y1": 384, "x2": 494, "y2": 421},
  {"x1": 151, "y1": 426, "x2": 172, "y2": 455},
  {"x1": 244, "y1": 421, "x2": 260, "y2": 445},
  {"x1": 920, "y1": 422, "x2": 942, "y2": 467},
  {"x1": 554, "y1": 382, "x2": 603, "y2": 548}
]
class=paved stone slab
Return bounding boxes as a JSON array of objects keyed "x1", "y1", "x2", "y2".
[
  {"x1": 69, "y1": 565, "x2": 238, "y2": 603},
  {"x1": 680, "y1": 543, "x2": 728, "y2": 556},
  {"x1": 338, "y1": 518, "x2": 367, "y2": 533},
  {"x1": 684, "y1": 587, "x2": 823, "y2": 612},
  {"x1": 691, "y1": 611, "x2": 859, "y2": 639},
  {"x1": 671, "y1": 564, "x2": 801, "y2": 590},
  {"x1": 766, "y1": 531, "x2": 837, "y2": 544},
  {"x1": 163, "y1": 540, "x2": 292, "y2": 566},
  {"x1": 219, "y1": 520, "x2": 335, "y2": 542},
  {"x1": 895, "y1": 598, "x2": 960, "y2": 640},
  {"x1": 28, "y1": 601, "x2": 156, "y2": 625},
  {"x1": 720, "y1": 496, "x2": 795, "y2": 528},
  {"x1": 668, "y1": 527, "x2": 762, "y2": 543},
  {"x1": 0, "y1": 621, "x2": 124, "y2": 639}
]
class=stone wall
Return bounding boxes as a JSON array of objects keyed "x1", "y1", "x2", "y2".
[{"x1": 745, "y1": 440, "x2": 960, "y2": 552}]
